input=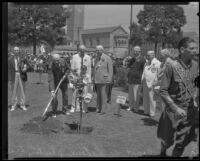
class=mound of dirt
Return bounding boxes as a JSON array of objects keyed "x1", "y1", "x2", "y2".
[{"x1": 20, "y1": 116, "x2": 64, "y2": 135}]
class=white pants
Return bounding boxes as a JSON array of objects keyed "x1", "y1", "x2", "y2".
[
  {"x1": 11, "y1": 72, "x2": 26, "y2": 106},
  {"x1": 128, "y1": 84, "x2": 140, "y2": 110},
  {"x1": 142, "y1": 79, "x2": 156, "y2": 116}
]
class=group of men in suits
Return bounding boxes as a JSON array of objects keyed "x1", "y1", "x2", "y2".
[
  {"x1": 47, "y1": 44, "x2": 113, "y2": 117},
  {"x1": 8, "y1": 45, "x2": 113, "y2": 118}
]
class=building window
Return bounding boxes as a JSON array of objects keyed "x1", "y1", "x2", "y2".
[
  {"x1": 96, "y1": 38, "x2": 100, "y2": 45},
  {"x1": 89, "y1": 39, "x2": 93, "y2": 47},
  {"x1": 115, "y1": 40, "x2": 118, "y2": 47}
]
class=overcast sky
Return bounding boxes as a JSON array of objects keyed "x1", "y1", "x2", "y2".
[{"x1": 84, "y1": 4, "x2": 199, "y2": 34}]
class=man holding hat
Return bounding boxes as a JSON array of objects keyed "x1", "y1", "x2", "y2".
[
  {"x1": 94, "y1": 45, "x2": 113, "y2": 114},
  {"x1": 48, "y1": 52, "x2": 71, "y2": 117},
  {"x1": 8, "y1": 46, "x2": 28, "y2": 111}
]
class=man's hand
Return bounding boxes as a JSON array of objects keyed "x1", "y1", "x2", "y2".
[
  {"x1": 22, "y1": 64, "x2": 27, "y2": 72},
  {"x1": 175, "y1": 107, "x2": 186, "y2": 119},
  {"x1": 51, "y1": 91, "x2": 55, "y2": 98}
]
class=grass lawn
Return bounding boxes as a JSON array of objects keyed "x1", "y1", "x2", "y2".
[{"x1": 7, "y1": 72, "x2": 198, "y2": 159}]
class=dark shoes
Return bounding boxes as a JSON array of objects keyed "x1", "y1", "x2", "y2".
[{"x1": 107, "y1": 100, "x2": 111, "y2": 104}]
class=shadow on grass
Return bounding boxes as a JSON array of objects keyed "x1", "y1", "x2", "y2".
[{"x1": 141, "y1": 117, "x2": 158, "y2": 126}]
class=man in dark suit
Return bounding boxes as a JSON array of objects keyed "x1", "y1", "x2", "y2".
[
  {"x1": 48, "y1": 53, "x2": 71, "y2": 118},
  {"x1": 94, "y1": 45, "x2": 113, "y2": 114},
  {"x1": 8, "y1": 46, "x2": 28, "y2": 111}
]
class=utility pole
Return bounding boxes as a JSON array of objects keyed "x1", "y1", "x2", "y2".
[
  {"x1": 128, "y1": 5, "x2": 133, "y2": 56},
  {"x1": 77, "y1": 27, "x2": 81, "y2": 51}
]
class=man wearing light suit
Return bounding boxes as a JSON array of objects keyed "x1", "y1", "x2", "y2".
[
  {"x1": 8, "y1": 46, "x2": 28, "y2": 111},
  {"x1": 141, "y1": 50, "x2": 161, "y2": 118},
  {"x1": 94, "y1": 45, "x2": 113, "y2": 114},
  {"x1": 70, "y1": 45, "x2": 92, "y2": 113}
]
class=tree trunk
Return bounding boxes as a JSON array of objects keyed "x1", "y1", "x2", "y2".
[
  {"x1": 154, "y1": 41, "x2": 158, "y2": 57},
  {"x1": 162, "y1": 41, "x2": 165, "y2": 49},
  {"x1": 33, "y1": 24, "x2": 36, "y2": 55}
]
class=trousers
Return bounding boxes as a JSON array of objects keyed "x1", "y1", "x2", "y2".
[
  {"x1": 128, "y1": 84, "x2": 141, "y2": 110},
  {"x1": 96, "y1": 84, "x2": 107, "y2": 113},
  {"x1": 11, "y1": 72, "x2": 26, "y2": 106},
  {"x1": 142, "y1": 79, "x2": 156, "y2": 116}
]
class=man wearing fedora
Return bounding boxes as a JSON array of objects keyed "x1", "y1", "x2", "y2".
[{"x1": 8, "y1": 46, "x2": 28, "y2": 111}]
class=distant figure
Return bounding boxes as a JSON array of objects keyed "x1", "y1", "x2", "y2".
[
  {"x1": 106, "y1": 53, "x2": 114, "y2": 104},
  {"x1": 8, "y1": 47, "x2": 28, "y2": 111},
  {"x1": 40, "y1": 44, "x2": 45, "y2": 55}
]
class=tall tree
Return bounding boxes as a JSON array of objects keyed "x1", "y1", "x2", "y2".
[
  {"x1": 137, "y1": 5, "x2": 186, "y2": 54},
  {"x1": 8, "y1": 3, "x2": 70, "y2": 55},
  {"x1": 129, "y1": 22, "x2": 146, "y2": 47}
]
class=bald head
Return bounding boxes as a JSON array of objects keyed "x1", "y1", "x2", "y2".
[
  {"x1": 79, "y1": 45, "x2": 86, "y2": 57},
  {"x1": 96, "y1": 45, "x2": 104, "y2": 57},
  {"x1": 14, "y1": 46, "x2": 20, "y2": 55},
  {"x1": 96, "y1": 45, "x2": 104, "y2": 52},
  {"x1": 79, "y1": 45, "x2": 86, "y2": 51},
  {"x1": 133, "y1": 46, "x2": 141, "y2": 52},
  {"x1": 51, "y1": 53, "x2": 60, "y2": 60}
]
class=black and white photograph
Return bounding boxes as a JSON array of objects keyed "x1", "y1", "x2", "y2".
[{"x1": 3, "y1": 2, "x2": 199, "y2": 159}]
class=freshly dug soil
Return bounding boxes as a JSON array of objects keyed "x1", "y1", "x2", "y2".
[
  {"x1": 20, "y1": 116, "x2": 64, "y2": 135},
  {"x1": 20, "y1": 116, "x2": 93, "y2": 135}
]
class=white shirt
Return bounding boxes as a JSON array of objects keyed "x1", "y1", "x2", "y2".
[
  {"x1": 71, "y1": 53, "x2": 91, "y2": 83},
  {"x1": 40, "y1": 45, "x2": 45, "y2": 54},
  {"x1": 14, "y1": 57, "x2": 19, "y2": 71},
  {"x1": 142, "y1": 58, "x2": 161, "y2": 88}
]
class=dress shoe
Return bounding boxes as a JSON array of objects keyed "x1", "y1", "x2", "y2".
[
  {"x1": 70, "y1": 107, "x2": 75, "y2": 113},
  {"x1": 20, "y1": 105, "x2": 27, "y2": 111},
  {"x1": 10, "y1": 105, "x2": 16, "y2": 111},
  {"x1": 52, "y1": 114, "x2": 57, "y2": 118}
]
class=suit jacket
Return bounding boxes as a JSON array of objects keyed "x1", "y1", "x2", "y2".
[
  {"x1": 8, "y1": 55, "x2": 28, "y2": 82},
  {"x1": 94, "y1": 53, "x2": 113, "y2": 84},
  {"x1": 48, "y1": 58, "x2": 70, "y2": 92},
  {"x1": 71, "y1": 53, "x2": 92, "y2": 83}
]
